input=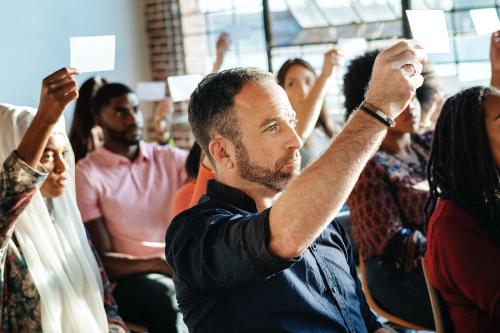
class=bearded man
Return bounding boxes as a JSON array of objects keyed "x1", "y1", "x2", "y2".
[
  {"x1": 166, "y1": 40, "x2": 427, "y2": 333},
  {"x1": 75, "y1": 83, "x2": 188, "y2": 333}
]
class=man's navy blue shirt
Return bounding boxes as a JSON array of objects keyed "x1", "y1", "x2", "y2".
[{"x1": 166, "y1": 180, "x2": 382, "y2": 333}]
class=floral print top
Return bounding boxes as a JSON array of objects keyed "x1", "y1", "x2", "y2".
[
  {"x1": 0, "y1": 152, "x2": 128, "y2": 333},
  {"x1": 348, "y1": 131, "x2": 433, "y2": 260}
]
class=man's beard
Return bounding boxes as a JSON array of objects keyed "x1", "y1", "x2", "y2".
[
  {"x1": 104, "y1": 125, "x2": 142, "y2": 146},
  {"x1": 234, "y1": 139, "x2": 300, "y2": 193}
]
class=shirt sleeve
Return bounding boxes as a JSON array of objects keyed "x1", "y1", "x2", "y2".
[
  {"x1": 75, "y1": 163, "x2": 102, "y2": 222},
  {"x1": 437, "y1": 208, "x2": 500, "y2": 319},
  {"x1": 0, "y1": 152, "x2": 47, "y2": 260},
  {"x1": 166, "y1": 207, "x2": 300, "y2": 292},
  {"x1": 348, "y1": 159, "x2": 404, "y2": 258}
]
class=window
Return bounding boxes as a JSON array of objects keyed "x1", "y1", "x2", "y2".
[{"x1": 180, "y1": 0, "x2": 268, "y2": 74}]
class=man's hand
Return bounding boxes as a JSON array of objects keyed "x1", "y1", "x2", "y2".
[
  {"x1": 319, "y1": 48, "x2": 344, "y2": 79},
  {"x1": 365, "y1": 40, "x2": 426, "y2": 119},
  {"x1": 153, "y1": 97, "x2": 173, "y2": 121},
  {"x1": 490, "y1": 30, "x2": 500, "y2": 87},
  {"x1": 36, "y1": 67, "x2": 79, "y2": 125},
  {"x1": 15, "y1": 67, "x2": 79, "y2": 168}
]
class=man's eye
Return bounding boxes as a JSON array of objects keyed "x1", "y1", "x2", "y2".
[{"x1": 265, "y1": 124, "x2": 278, "y2": 132}]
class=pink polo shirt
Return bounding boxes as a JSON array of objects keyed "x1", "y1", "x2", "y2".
[{"x1": 75, "y1": 142, "x2": 187, "y2": 258}]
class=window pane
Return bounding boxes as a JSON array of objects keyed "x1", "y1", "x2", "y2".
[
  {"x1": 452, "y1": 10, "x2": 476, "y2": 34},
  {"x1": 455, "y1": 34, "x2": 490, "y2": 62},
  {"x1": 206, "y1": 12, "x2": 233, "y2": 33},
  {"x1": 454, "y1": 0, "x2": 495, "y2": 9},
  {"x1": 181, "y1": 14, "x2": 207, "y2": 34},
  {"x1": 411, "y1": 0, "x2": 453, "y2": 10},
  {"x1": 285, "y1": 0, "x2": 329, "y2": 28},
  {"x1": 356, "y1": 0, "x2": 400, "y2": 21},
  {"x1": 458, "y1": 61, "x2": 491, "y2": 85}
]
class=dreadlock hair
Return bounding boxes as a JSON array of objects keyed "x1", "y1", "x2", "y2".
[{"x1": 425, "y1": 86, "x2": 500, "y2": 244}]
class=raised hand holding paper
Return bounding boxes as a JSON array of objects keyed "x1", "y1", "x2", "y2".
[
  {"x1": 136, "y1": 82, "x2": 167, "y2": 102},
  {"x1": 167, "y1": 74, "x2": 202, "y2": 102},
  {"x1": 406, "y1": 10, "x2": 450, "y2": 54},
  {"x1": 70, "y1": 35, "x2": 116, "y2": 73},
  {"x1": 470, "y1": 8, "x2": 500, "y2": 35}
]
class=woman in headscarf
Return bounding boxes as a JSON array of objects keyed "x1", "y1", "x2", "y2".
[{"x1": 0, "y1": 68, "x2": 127, "y2": 332}]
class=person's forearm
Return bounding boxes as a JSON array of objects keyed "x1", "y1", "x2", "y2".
[
  {"x1": 492, "y1": 70, "x2": 500, "y2": 88},
  {"x1": 269, "y1": 110, "x2": 387, "y2": 258},
  {"x1": 212, "y1": 59, "x2": 223, "y2": 73},
  {"x1": 102, "y1": 253, "x2": 172, "y2": 281},
  {"x1": 16, "y1": 114, "x2": 55, "y2": 168},
  {"x1": 295, "y1": 74, "x2": 330, "y2": 140}
]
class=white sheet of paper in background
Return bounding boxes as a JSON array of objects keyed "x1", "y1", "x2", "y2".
[
  {"x1": 167, "y1": 74, "x2": 202, "y2": 102},
  {"x1": 406, "y1": 10, "x2": 450, "y2": 53},
  {"x1": 470, "y1": 8, "x2": 500, "y2": 35},
  {"x1": 337, "y1": 38, "x2": 368, "y2": 59},
  {"x1": 70, "y1": 35, "x2": 115, "y2": 73},
  {"x1": 136, "y1": 82, "x2": 166, "y2": 102}
]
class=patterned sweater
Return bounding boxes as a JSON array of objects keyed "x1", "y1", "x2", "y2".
[
  {"x1": 348, "y1": 131, "x2": 432, "y2": 260},
  {"x1": 0, "y1": 152, "x2": 128, "y2": 332}
]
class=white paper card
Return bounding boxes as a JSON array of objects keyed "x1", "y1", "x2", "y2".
[
  {"x1": 70, "y1": 35, "x2": 116, "y2": 73},
  {"x1": 337, "y1": 38, "x2": 368, "y2": 59},
  {"x1": 406, "y1": 10, "x2": 450, "y2": 53},
  {"x1": 167, "y1": 74, "x2": 203, "y2": 102},
  {"x1": 136, "y1": 82, "x2": 166, "y2": 102},
  {"x1": 470, "y1": 8, "x2": 500, "y2": 35}
]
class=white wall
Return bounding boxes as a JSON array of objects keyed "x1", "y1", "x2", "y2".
[{"x1": 0, "y1": 0, "x2": 151, "y2": 128}]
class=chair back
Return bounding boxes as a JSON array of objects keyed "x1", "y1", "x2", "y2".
[
  {"x1": 421, "y1": 259, "x2": 452, "y2": 333},
  {"x1": 358, "y1": 256, "x2": 432, "y2": 331}
]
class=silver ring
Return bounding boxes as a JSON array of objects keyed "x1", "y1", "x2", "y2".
[{"x1": 402, "y1": 63, "x2": 416, "y2": 77}]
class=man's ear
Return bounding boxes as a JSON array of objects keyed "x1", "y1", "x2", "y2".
[{"x1": 208, "y1": 136, "x2": 235, "y2": 170}]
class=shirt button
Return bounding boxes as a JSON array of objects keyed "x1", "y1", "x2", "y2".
[{"x1": 310, "y1": 243, "x2": 317, "y2": 251}]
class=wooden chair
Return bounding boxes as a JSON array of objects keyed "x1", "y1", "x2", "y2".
[
  {"x1": 358, "y1": 257, "x2": 432, "y2": 331},
  {"x1": 421, "y1": 259, "x2": 451, "y2": 333}
]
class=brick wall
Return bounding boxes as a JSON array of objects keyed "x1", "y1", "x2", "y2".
[{"x1": 145, "y1": 0, "x2": 193, "y2": 149}]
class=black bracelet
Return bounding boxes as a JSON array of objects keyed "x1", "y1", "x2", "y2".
[{"x1": 359, "y1": 102, "x2": 396, "y2": 127}]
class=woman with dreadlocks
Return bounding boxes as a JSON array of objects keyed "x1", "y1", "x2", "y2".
[{"x1": 423, "y1": 86, "x2": 500, "y2": 333}]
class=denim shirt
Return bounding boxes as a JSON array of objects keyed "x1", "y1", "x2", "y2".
[{"x1": 166, "y1": 180, "x2": 381, "y2": 333}]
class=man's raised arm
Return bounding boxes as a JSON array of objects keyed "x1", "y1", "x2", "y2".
[{"x1": 269, "y1": 40, "x2": 427, "y2": 259}]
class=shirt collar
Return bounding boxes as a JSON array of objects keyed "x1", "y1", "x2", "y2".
[
  {"x1": 205, "y1": 180, "x2": 258, "y2": 213},
  {"x1": 95, "y1": 141, "x2": 151, "y2": 167}
]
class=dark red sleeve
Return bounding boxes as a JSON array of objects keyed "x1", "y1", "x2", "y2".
[{"x1": 430, "y1": 203, "x2": 500, "y2": 319}]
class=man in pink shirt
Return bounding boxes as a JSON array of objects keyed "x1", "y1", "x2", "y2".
[{"x1": 75, "y1": 83, "x2": 187, "y2": 333}]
